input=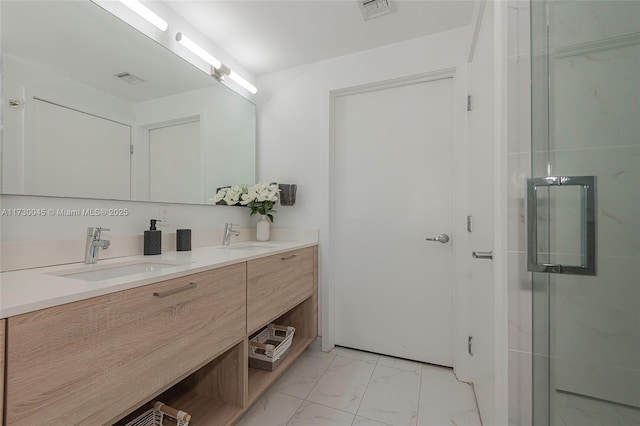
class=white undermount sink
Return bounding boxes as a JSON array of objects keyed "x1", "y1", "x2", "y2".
[
  {"x1": 52, "y1": 260, "x2": 184, "y2": 281},
  {"x1": 218, "y1": 242, "x2": 278, "y2": 250}
]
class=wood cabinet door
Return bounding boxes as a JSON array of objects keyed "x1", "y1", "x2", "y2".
[
  {"x1": 247, "y1": 247, "x2": 314, "y2": 334},
  {"x1": 5, "y1": 264, "x2": 246, "y2": 426},
  {"x1": 0, "y1": 319, "x2": 4, "y2": 426}
]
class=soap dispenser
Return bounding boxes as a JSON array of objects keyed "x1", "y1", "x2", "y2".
[{"x1": 144, "y1": 219, "x2": 161, "y2": 255}]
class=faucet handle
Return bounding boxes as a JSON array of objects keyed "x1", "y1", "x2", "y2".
[{"x1": 87, "y1": 227, "x2": 110, "y2": 237}]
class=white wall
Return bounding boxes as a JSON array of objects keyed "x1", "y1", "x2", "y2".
[
  {"x1": 92, "y1": 0, "x2": 256, "y2": 102},
  {"x1": 466, "y1": 1, "x2": 510, "y2": 424},
  {"x1": 2, "y1": 55, "x2": 135, "y2": 194},
  {"x1": 506, "y1": 1, "x2": 533, "y2": 425},
  {"x1": 0, "y1": 56, "x2": 256, "y2": 272},
  {"x1": 132, "y1": 84, "x2": 256, "y2": 202},
  {"x1": 0, "y1": 193, "x2": 254, "y2": 271},
  {"x1": 256, "y1": 27, "x2": 470, "y2": 356}
]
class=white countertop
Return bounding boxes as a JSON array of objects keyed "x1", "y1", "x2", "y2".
[{"x1": 0, "y1": 240, "x2": 317, "y2": 318}]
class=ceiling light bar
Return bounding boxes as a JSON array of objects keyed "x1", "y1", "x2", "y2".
[
  {"x1": 228, "y1": 70, "x2": 258, "y2": 95},
  {"x1": 118, "y1": 0, "x2": 168, "y2": 31},
  {"x1": 175, "y1": 32, "x2": 222, "y2": 69},
  {"x1": 210, "y1": 66, "x2": 257, "y2": 95}
]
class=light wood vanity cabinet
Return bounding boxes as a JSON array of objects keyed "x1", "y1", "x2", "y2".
[
  {"x1": 5, "y1": 264, "x2": 246, "y2": 426},
  {"x1": 1, "y1": 319, "x2": 5, "y2": 426},
  {"x1": 2, "y1": 245, "x2": 318, "y2": 426},
  {"x1": 247, "y1": 247, "x2": 314, "y2": 334}
]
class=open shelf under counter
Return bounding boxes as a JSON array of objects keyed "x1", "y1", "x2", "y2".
[
  {"x1": 247, "y1": 335, "x2": 315, "y2": 405},
  {"x1": 162, "y1": 391, "x2": 244, "y2": 426},
  {"x1": 156, "y1": 341, "x2": 246, "y2": 426}
]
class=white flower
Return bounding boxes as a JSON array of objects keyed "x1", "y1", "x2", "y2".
[
  {"x1": 224, "y1": 191, "x2": 239, "y2": 205},
  {"x1": 213, "y1": 188, "x2": 226, "y2": 203}
]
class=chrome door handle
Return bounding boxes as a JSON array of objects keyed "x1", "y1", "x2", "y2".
[
  {"x1": 472, "y1": 251, "x2": 493, "y2": 260},
  {"x1": 425, "y1": 233, "x2": 450, "y2": 244}
]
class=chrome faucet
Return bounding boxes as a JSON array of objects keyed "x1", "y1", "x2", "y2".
[
  {"x1": 85, "y1": 227, "x2": 110, "y2": 264},
  {"x1": 223, "y1": 223, "x2": 240, "y2": 246}
]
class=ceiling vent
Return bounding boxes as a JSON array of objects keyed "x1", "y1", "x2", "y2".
[
  {"x1": 114, "y1": 72, "x2": 145, "y2": 85},
  {"x1": 359, "y1": 0, "x2": 394, "y2": 21}
]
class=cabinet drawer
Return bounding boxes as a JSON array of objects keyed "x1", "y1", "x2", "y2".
[
  {"x1": 5, "y1": 264, "x2": 246, "y2": 426},
  {"x1": 247, "y1": 247, "x2": 314, "y2": 333},
  {"x1": 0, "y1": 319, "x2": 4, "y2": 426}
]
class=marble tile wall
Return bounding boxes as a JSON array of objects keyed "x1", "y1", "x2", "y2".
[
  {"x1": 510, "y1": 1, "x2": 640, "y2": 423},
  {"x1": 547, "y1": 1, "x2": 640, "y2": 407}
]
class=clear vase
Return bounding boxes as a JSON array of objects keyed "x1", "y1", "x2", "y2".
[{"x1": 256, "y1": 215, "x2": 270, "y2": 241}]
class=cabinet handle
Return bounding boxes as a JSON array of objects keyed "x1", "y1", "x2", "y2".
[
  {"x1": 153, "y1": 282, "x2": 197, "y2": 298},
  {"x1": 281, "y1": 254, "x2": 298, "y2": 261}
]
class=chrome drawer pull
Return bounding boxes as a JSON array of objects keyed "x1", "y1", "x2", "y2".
[
  {"x1": 281, "y1": 254, "x2": 298, "y2": 261},
  {"x1": 153, "y1": 282, "x2": 197, "y2": 298}
]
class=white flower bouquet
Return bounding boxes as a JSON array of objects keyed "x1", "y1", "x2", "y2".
[
  {"x1": 213, "y1": 184, "x2": 248, "y2": 206},
  {"x1": 213, "y1": 183, "x2": 280, "y2": 222}
]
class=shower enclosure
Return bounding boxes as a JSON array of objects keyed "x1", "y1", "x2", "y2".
[{"x1": 530, "y1": 1, "x2": 640, "y2": 425}]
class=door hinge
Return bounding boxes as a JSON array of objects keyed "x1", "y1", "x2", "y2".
[
  {"x1": 130, "y1": 144, "x2": 134, "y2": 155},
  {"x1": 466, "y1": 95, "x2": 472, "y2": 111},
  {"x1": 468, "y1": 336, "x2": 473, "y2": 356},
  {"x1": 467, "y1": 215, "x2": 472, "y2": 233}
]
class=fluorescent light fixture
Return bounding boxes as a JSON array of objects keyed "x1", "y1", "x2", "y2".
[
  {"x1": 119, "y1": 0, "x2": 168, "y2": 31},
  {"x1": 175, "y1": 32, "x2": 222, "y2": 69},
  {"x1": 228, "y1": 70, "x2": 258, "y2": 94}
]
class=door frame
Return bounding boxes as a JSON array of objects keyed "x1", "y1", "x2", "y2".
[{"x1": 325, "y1": 67, "x2": 472, "y2": 381}]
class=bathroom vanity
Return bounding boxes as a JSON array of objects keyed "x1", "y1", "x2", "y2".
[{"x1": 0, "y1": 242, "x2": 318, "y2": 425}]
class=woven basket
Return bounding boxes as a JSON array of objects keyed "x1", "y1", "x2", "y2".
[
  {"x1": 249, "y1": 324, "x2": 295, "y2": 371},
  {"x1": 123, "y1": 401, "x2": 190, "y2": 426}
]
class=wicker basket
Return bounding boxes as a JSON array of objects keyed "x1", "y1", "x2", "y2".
[
  {"x1": 249, "y1": 324, "x2": 296, "y2": 371},
  {"x1": 123, "y1": 401, "x2": 190, "y2": 426}
]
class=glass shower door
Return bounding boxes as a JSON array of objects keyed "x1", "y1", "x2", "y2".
[{"x1": 530, "y1": 1, "x2": 640, "y2": 425}]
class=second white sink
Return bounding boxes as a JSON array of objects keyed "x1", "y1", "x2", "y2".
[
  {"x1": 53, "y1": 260, "x2": 184, "y2": 282},
  {"x1": 218, "y1": 242, "x2": 278, "y2": 250}
]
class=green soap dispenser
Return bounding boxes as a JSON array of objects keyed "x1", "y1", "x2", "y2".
[{"x1": 144, "y1": 219, "x2": 161, "y2": 255}]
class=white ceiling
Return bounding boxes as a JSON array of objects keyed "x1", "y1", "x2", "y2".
[
  {"x1": 164, "y1": 1, "x2": 476, "y2": 77},
  {"x1": 2, "y1": 1, "x2": 221, "y2": 103}
]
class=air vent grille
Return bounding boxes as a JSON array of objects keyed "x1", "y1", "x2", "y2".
[
  {"x1": 360, "y1": 0, "x2": 393, "y2": 20},
  {"x1": 114, "y1": 72, "x2": 145, "y2": 85}
]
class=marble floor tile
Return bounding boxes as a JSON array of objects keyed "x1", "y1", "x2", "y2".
[
  {"x1": 237, "y1": 345, "x2": 484, "y2": 426},
  {"x1": 377, "y1": 355, "x2": 423, "y2": 373},
  {"x1": 555, "y1": 408, "x2": 569, "y2": 426},
  {"x1": 421, "y1": 363, "x2": 456, "y2": 382},
  {"x1": 554, "y1": 392, "x2": 640, "y2": 426},
  {"x1": 418, "y1": 376, "x2": 481, "y2": 426},
  {"x1": 331, "y1": 346, "x2": 380, "y2": 364},
  {"x1": 357, "y1": 365, "x2": 421, "y2": 426},
  {"x1": 287, "y1": 401, "x2": 355, "y2": 426},
  {"x1": 352, "y1": 416, "x2": 392, "y2": 426},
  {"x1": 307, "y1": 355, "x2": 376, "y2": 413},
  {"x1": 271, "y1": 351, "x2": 335, "y2": 399},
  {"x1": 236, "y1": 390, "x2": 303, "y2": 426},
  {"x1": 556, "y1": 406, "x2": 634, "y2": 426},
  {"x1": 616, "y1": 405, "x2": 640, "y2": 424},
  {"x1": 555, "y1": 391, "x2": 621, "y2": 417}
]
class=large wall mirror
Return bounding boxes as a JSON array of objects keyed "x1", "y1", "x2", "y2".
[{"x1": 1, "y1": 0, "x2": 256, "y2": 205}]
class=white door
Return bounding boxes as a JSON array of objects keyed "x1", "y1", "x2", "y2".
[
  {"x1": 334, "y1": 78, "x2": 454, "y2": 366},
  {"x1": 31, "y1": 99, "x2": 131, "y2": 200},
  {"x1": 149, "y1": 120, "x2": 202, "y2": 204}
]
